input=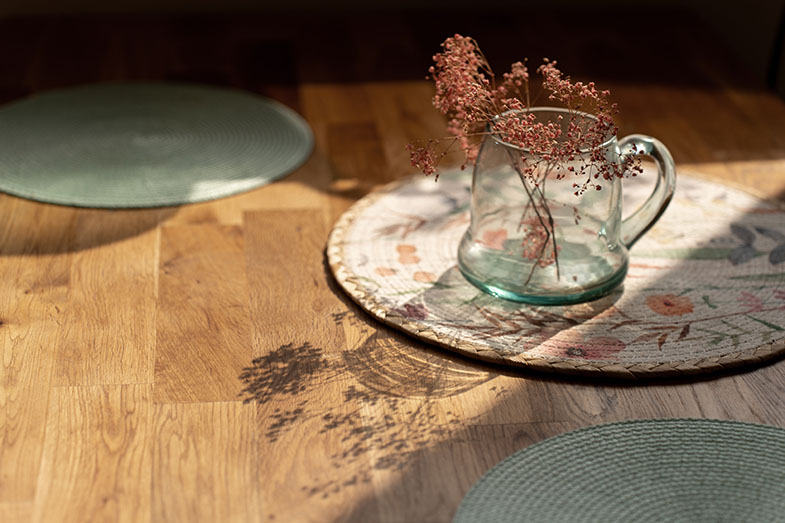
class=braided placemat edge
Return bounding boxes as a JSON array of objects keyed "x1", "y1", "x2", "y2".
[{"x1": 326, "y1": 173, "x2": 785, "y2": 379}]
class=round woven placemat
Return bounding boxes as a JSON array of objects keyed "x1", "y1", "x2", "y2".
[
  {"x1": 327, "y1": 169, "x2": 785, "y2": 378},
  {"x1": 453, "y1": 419, "x2": 785, "y2": 523},
  {"x1": 0, "y1": 83, "x2": 313, "y2": 207}
]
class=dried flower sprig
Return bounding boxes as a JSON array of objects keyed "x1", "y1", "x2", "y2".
[
  {"x1": 407, "y1": 34, "x2": 643, "y2": 281},
  {"x1": 407, "y1": 34, "x2": 642, "y2": 194}
]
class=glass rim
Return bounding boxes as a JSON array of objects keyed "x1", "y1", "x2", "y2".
[{"x1": 488, "y1": 106, "x2": 617, "y2": 153}]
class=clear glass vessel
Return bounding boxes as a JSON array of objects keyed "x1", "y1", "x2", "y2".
[{"x1": 457, "y1": 107, "x2": 676, "y2": 305}]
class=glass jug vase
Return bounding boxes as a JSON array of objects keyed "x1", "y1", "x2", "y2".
[{"x1": 457, "y1": 107, "x2": 676, "y2": 305}]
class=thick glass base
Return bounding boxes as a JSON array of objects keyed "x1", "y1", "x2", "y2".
[
  {"x1": 457, "y1": 262, "x2": 627, "y2": 305},
  {"x1": 456, "y1": 227, "x2": 629, "y2": 305}
]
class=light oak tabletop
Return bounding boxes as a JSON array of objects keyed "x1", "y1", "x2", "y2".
[{"x1": 2, "y1": 11, "x2": 785, "y2": 523}]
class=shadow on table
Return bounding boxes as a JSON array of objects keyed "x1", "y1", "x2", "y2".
[
  {"x1": 313, "y1": 169, "x2": 785, "y2": 519},
  {"x1": 319, "y1": 251, "x2": 785, "y2": 521},
  {"x1": 333, "y1": 353, "x2": 785, "y2": 522},
  {"x1": 0, "y1": 198, "x2": 178, "y2": 255}
]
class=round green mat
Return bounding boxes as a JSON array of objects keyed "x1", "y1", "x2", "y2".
[
  {"x1": 454, "y1": 419, "x2": 785, "y2": 523},
  {"x1": 0, "y1": 83, "x2": 313, "y2": 207}
]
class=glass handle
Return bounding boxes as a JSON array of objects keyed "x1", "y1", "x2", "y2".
[{"x1": 619, "y1": 134, "x2": 676, "y2": 248}]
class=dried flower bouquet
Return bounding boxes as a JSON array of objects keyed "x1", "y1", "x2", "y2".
[{"x1": 407, "y1": 35, "x2": 643, "y2": 279}]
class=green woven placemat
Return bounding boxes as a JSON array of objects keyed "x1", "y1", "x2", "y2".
[
  {"x1": 454, "y1": 419, "x2": 785, "y2": 523},
  {"x1": 0, "y1": 83, "x2": 313, "y2": 207}
]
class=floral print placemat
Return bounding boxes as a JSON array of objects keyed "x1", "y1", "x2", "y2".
[{"x1": 327, "y1": 170, "x2": 785, "y2": 378}]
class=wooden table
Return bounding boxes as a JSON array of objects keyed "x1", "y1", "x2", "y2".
[{"x1": 2, "y1": 11, "x2": 785, "y2": 523}]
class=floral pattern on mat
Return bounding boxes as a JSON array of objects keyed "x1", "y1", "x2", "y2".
[{"x1": 332, "y1": 170, "x2": 785, "y2": 368}]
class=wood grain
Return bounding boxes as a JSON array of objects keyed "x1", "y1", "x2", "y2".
[
  {"x1": 243, "y1": 210, "x2": 344, "y2": 353},
  {"x1": 1, "y1": 11, "x2": 785, "y2": 523},
  {"x1": 54, "y1": 210, "x2": 160, "y2": 386},
  {"x1": 0, "y1": 291, "x2": 57, "y2": 503},
  {"x1": 0, "y1": 199, "x2": 72, "y2": 503},
  {"x1": 364, "y1": 82, "x2": 450, "y2": 175},
  {"x1": 32, "y1": 385, "x2": 151, "y2": 523},
  {"x1": 241, "y1": 210, "x2": 382, "y2": 522},
  {"x1": 152, "y1": 402, "x2": 261, "y2": 523},
  {"x1": 155, "y1": 225, "x2": 252, "y2": 403},
  {"x1": 0, "y1": 502, "x2": 33, "y2": 523}
]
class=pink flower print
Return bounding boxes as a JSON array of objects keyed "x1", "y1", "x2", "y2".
[
  {"x1": 397, "y1": 244, "x2": 420, "y2": 265},
  {"x1": 563, "y1": 336, "x2": 625, "y2": 360},
  {"x1": 646, "y1": 294, "x2": 694, "y2": 317},
  {"x1": 541, "y1": 335, "x2": 625, "y2": 360},
  {"x1": 479, "y1": 228, "x2": 508, "y2": 250},
  {"x1": 375, "y1": 267, "x2": 397, "y2": 277},
  {"x1": 738, "y1": 291, "x2": 764, "y2": 313},
  {"x1": 399, "y1": 303, "x2": 429, "y2": 320},
  {"x1": 413, "y1": 271, "x2": 436, "y2": 283}
]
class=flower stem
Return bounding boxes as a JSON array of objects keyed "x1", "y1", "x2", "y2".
[
  {"x1": 536, "y1": 166, "x2": 561, "y2": 280},
  {"x1": 505, "y1": 149, "x2": 560, "y2": 285}
]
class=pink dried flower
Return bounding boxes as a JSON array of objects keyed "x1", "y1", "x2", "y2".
[
  {"x1": 520, "y1": 217, "x2": 559, "y2": 267},
  {"x1": 405, "y1": 142, "x2": 439, "y2": 176},
  {"x1": 406, "y1": 36, "x2": 642, "y2": 279},
  {"x1": 406, "y1": 36, "x2": 641, "y2": 190}
]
